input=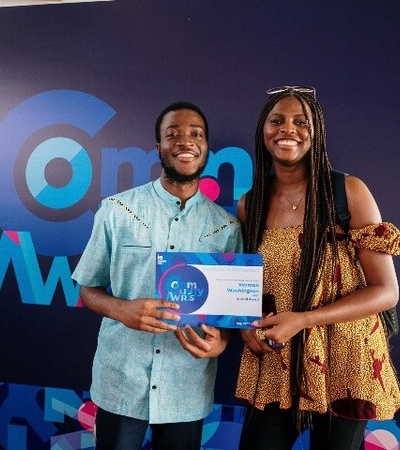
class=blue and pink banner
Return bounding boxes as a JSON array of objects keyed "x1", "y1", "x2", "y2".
[{"x1": 0, "y1": 1, "x2": 399, "y2": 449}]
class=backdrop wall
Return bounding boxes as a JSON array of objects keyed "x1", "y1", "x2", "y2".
[{"x1": 0, "y1": 1, "x2": 399, "y2": 448}]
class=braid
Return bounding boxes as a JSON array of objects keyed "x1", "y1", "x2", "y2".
[
  {"x1": 244, "y1": 94, "x2": 282, "y2": 253},
  {"x1": 245, "y1": 90, "x2": 339, "y2": 428}
]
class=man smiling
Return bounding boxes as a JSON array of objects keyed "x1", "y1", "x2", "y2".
[{"x1": 72, "y1": 102, "x2": 243, "y2": 450}]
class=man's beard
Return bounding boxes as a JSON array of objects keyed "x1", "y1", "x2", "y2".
[{"x1": 160, "y1": 155, "x2": 208, "y2": 184}]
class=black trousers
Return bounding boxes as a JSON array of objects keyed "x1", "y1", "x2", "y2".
[
  {"x1": 94, "y1": 407, "x2": 204, "y2": 450},
  {"x1": 239, "y1": 403, "x2": 367, "y2": 450}
]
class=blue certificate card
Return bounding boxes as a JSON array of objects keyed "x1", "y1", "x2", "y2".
[{"x1": 156, "y1": 252, "x2": 263, "y2": 328}]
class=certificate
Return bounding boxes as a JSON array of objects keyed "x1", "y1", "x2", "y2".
[{"x1": 155, "y1": 252, "x2": 263, "y2": 328}]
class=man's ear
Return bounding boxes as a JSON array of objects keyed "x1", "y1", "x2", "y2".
[{"x1": 156, "y1": 143, "x2": 160, "y2": 153}]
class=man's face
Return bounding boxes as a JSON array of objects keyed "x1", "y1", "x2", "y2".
[{"x1": 157, "y1": 109, "x2": 209, "y2": 183}]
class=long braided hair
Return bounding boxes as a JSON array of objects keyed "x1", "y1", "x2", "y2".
[{"x1": 244, "y1": 88, "x2": 339, "y2": 427}]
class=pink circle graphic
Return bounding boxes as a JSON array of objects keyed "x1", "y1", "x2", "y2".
[
  {"x1": 78, "y1": 400, "x2": 97, "y2": 430},
  {"x1": 199, "y1": 177, "x2": 220, "y2": 201},
  {"x1": 364, "y1": 429, "x2": 399, "y2": 450},
  {"x1": 220, "y1": 253, "x2": 237, "y2": 263}
]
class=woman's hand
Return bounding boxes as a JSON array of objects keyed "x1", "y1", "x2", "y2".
[
  {"x1": 240, "y1": 328, "x2": 275, "y2": 354},
  {"x1": 252, "y1": 311, "x2": 307, "y2": 346}
]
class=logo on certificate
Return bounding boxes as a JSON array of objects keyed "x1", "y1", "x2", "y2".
[{"x1": 157, "y1": 263, "x2": 209, "y2": 314}]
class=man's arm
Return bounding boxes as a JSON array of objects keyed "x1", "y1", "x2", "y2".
[{"x1": 80, "y1": 285, "x2": 181, "y2": 333}]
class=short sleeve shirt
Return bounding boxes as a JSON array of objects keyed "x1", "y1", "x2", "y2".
[{"x1": 72, "y1": 179, "x2": 243, "y2": 423}]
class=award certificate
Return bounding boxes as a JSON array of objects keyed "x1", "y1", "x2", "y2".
[{"x1": 156, "y1": 252, "x2": 263, "y2": 328}]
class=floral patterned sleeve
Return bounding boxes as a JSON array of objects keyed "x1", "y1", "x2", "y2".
[{"x1": 348, "y1": 222, "x2": 400, "y2": 256}]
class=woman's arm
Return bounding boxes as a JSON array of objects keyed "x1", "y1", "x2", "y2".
[{"x1": 256, "y1": 176, "x2": 399, "y2": 343}]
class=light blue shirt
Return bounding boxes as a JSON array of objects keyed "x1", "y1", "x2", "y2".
[{"x1": 72, "y1": 178, "x2": 243, "y2": 423}]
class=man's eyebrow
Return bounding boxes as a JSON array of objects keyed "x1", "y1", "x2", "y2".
[{"x1": 165, "y1": 123, "x2": 204, "y2": 130}]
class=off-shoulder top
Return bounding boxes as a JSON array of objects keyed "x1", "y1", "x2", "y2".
[{"x1": 235, "y1": 223, "x2": 400, "y2": 420}]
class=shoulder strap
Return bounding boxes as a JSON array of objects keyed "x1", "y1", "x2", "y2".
[
  {"x1": 331, "y1": 171, "x2": 398, "y2": 339},
  {"x1": 331, "y1": 170, "x2": 351, "y2": 233}
]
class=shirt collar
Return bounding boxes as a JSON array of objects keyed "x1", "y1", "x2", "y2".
[{"x1": 152, "y1": 178, "x2": 202, "y2": 209}]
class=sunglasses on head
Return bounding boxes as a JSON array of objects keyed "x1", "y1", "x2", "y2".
[{"x1": 266, "y1": 86, "x2": 316, "y2": 98}]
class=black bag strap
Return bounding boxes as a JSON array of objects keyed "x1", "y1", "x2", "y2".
[
  {"x1": 331, "y1": 170, "x2": 351, "y2": 233},
  {"x1": 330, "y1": 170, "x2": 398, "y2": 338}
]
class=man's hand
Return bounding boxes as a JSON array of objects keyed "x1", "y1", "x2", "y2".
[
  {"x1": 80, "y1": 286, "x2": 181, "y2": 333},
  {"x1": 118, "y1": 298, "x2": 181, "y2": 333},
  {"x1": 175, "y1": 324, "x2": 231, "y2": 358}
]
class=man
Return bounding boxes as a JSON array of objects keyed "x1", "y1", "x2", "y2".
[{"x1": 72, "y1": 102, "x2": 243, "y2": 450}]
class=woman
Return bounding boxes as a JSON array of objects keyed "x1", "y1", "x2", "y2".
[{"x1": 235, "y1": 86, "x2": 400, "y2": 449}]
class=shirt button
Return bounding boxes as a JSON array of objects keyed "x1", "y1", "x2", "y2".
[
  {"x1": 169, "y1": 245, "x2": 175, "y2": 250},
  {"x1": 176, "y1": 201, "x2": 180, "y2": 205},
  {"x1": 152, "y1": 385, "x2": 157, "y2": 389},
  {"x1": 156, "y1": 349, "x2": 160, "y2": 354},
  {"x1": 174, "y1": 217, "x2": 179, "y2": 221}
]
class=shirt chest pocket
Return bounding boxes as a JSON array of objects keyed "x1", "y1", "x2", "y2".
[{"x1": 114, "y1": 226, "x2": 152, "y2": 252}]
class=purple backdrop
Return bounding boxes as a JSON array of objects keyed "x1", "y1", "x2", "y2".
[{"x1": 0, "y1": 1, "x2": 399, "y2": 448}]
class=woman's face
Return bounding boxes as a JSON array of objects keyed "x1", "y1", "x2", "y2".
[{"x1": 263, "y1": 96, "x2": 314, "y2": 167}]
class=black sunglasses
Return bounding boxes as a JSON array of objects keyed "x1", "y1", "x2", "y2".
[{"x1": 266, "y1": 86, "x2": 316, "y2": 98}]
